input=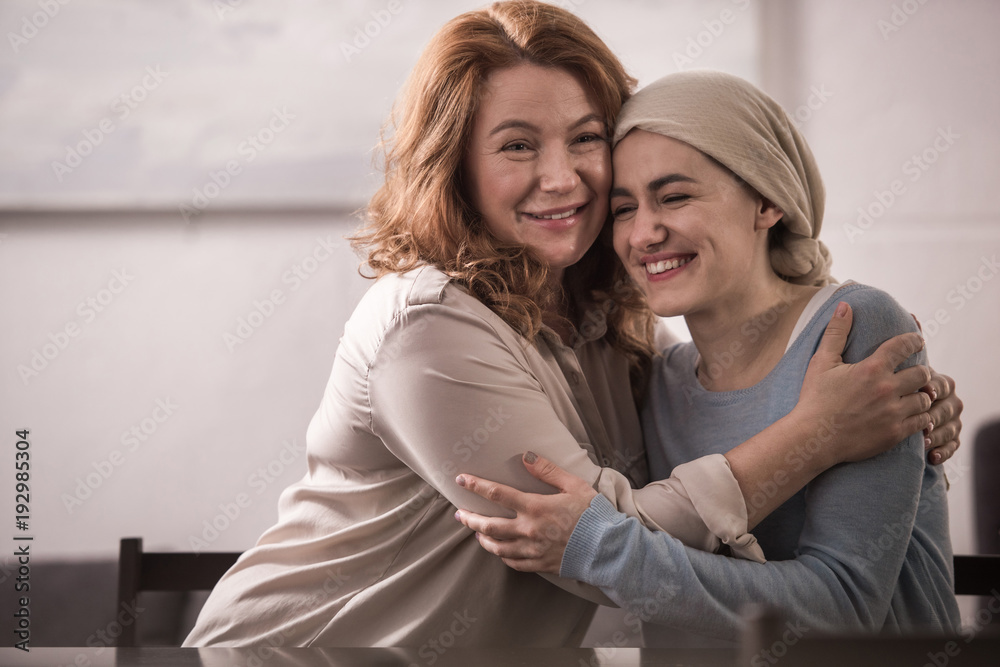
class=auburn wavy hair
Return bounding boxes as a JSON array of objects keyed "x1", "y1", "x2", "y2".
[{"x1": 350, "y1": 0, "x2": 656, "y2": 395}]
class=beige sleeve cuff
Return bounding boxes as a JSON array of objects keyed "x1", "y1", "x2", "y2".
[{"x1": 670, "y1": 454, "x2": 766, "y2": 563}]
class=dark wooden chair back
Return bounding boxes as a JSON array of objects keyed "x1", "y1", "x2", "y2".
[
  {"x1": 116, "y1": 537, "x2": 241, "y2": 646},
  {"x1": 953, "y1": 554, "x2": 1000, "y2": 596}
]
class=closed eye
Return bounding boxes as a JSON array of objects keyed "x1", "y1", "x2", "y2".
[
  {"x1": 612, "y1": 204, "x2": 636, "y2": 220},
  {"x1": 575, "y1": 133, "x2": 606, "y2": 145}
]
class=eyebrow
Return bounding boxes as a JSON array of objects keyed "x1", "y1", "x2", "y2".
[
  {"x1": 488, "y1": 113, "x2": 604, "y2": 137},
  {"x1": 610, "y1": 173, "x2": 698, "y2": 199}
]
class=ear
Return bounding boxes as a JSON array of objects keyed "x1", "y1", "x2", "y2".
[{"x1": 754, "y1": 198, "x2": 784, "y2": 231}]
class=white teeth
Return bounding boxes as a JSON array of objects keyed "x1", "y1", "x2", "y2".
[
  {"x1": 645, "y1": 256, "x2": 693, "y2": 274},
  {"x1": 532, "y1": 208, "x2": 578, "y2": 220}
]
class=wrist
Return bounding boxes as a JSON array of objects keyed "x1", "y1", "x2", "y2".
[{"x1": 785, "y1": 406, "x2": 841, "y2": 474}]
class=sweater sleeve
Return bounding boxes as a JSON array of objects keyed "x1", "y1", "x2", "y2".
[
  {"x1": 366, "y1": 294, "x2": 761, "y2": 599},
  {"x1": 560, "y1": 287, "x2": 952, "y2": 638}
]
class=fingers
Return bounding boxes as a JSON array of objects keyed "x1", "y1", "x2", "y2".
[
  {"x1": 926, "y1": 415, "x2": 961, "y2": 451},
  {"x1": 454, "y1": 511, "x2": 563, "y2": 574},
  {"x1": 926, "y1": 375, "x2": 960, "y2": 429},
  {"x1": 474, "y1": 531, "x2": 544, "y2": 560},
  {"x1": 892, "y1": 364, "x2": 933, "y2": 397},
  {"x1": 921, "y1": 369, "x2": 954, "y2": 403},
  {"x1": 813, "y1": 301, "x2": 853, "y2": 366},
  {"x1": 927, "y1": 390, "x2": 960, "y2": 432},
  {"x1": 521, "y1": 451, "x2": 592, "y2": 495},
  {"x1": 455, "y1": 474, "x2": 526, "y2": 513},
  {"x1": 927, "y1": 437, "x2": 960, "y2": 466},
  {"x1": 899, "y1": 410, "x2": 933, "y2": 442},
  {"x1": 898, "y1": 390, "x2": 933, "y2": 419},
  {"x1": 454, "y1": 508, "x2": 519, "y2": 541},
  {"x1": 869, "y1": 332, "x2": 925, "y2": 373}
]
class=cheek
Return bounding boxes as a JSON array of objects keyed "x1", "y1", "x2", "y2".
[
  {"x1": 470, "y1": 159, "x2": 526, "y2": 222},
  {"x1": 583, "y1": 150, "x2": 613, "y2": 202}
]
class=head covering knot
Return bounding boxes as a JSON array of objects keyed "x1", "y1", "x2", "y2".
[{"x1": 613, "y1": 70, "x2": 833, "y2": 286}]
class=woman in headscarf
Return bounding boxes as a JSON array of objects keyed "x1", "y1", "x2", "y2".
[{"x1": 455, "y1": 70, "x2": 961, "y2": 641}]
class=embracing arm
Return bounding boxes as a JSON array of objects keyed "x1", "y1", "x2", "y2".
[{"x1": 455, "y1": 302, "x2": 936, "y2": 557}]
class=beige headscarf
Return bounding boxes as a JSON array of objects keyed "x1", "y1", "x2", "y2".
[{"x1": 613, "y1": 70, "x2": 833, "y2": 286}]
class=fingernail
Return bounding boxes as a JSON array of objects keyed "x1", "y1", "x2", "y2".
[
  {"x1": 835, "y1": 301, "x2": 848, "y2": 317},
  {"x1": 456, "y1": 475, "x2": 466, "y2": 487},
  {"x1": 454, "y1": 510, "x2": 461, "y2": 521},
  {"x1": 924, "y1": 437, "x2": 932, "y2": 448},
  {"x1": 524, "y1": 451, "x2": 538, "y2": 464},
  {"x1": 930, "y1": 388, "x2": 938, "y2": 401},
  {"x1": 926, "y1": 422, "x2": 934, "y2": 433},
  {"x1": 931, "y1": 452, "x2": 942, "y2": 464}
]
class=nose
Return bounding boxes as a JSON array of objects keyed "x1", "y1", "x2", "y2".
[
  {"x1": 538, "y1": 148, "x2": 580, "y2": 194},
  {"x1": 629, "y1": 204, "x2": 668, "y2": 251}
]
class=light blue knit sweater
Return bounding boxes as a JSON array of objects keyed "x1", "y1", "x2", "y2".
[{"x1": 561, "y1": 284, "x2": 960, "y2": 644}]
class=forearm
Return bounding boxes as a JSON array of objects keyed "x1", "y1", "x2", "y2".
[
  {"x1": 563, "y1": 468, "x2": 916, "y2": 641},
  {"x1": 723, "y1": 408, "x2": 834, "y2": 529}
]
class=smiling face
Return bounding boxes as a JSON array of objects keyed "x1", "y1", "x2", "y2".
[
  {"x1": 610, "y1": 130, "x2": 783, "y2": 318},
  {"x1": 465, "y1": 64, "x2": 612, "y2": 282}
]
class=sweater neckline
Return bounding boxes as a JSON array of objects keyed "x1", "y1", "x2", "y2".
[{"x1": 685, "y1": 282, "x2": 862, "y2": 401}]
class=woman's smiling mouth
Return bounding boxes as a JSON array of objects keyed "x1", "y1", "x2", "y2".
[
  {"x1": 644, "y1": 254, "x2": 695, "y2": 276},
  {"x1": 522, "y1": 202, "x2": 589, "y2": 228}
]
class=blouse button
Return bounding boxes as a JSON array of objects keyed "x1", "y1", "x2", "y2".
[
  {"x1": 601, "y1": 457, "x2": 611, "y2": 466},
  {"x1": 570, "y1": 371, "x2": 581, "y2": 385}
]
